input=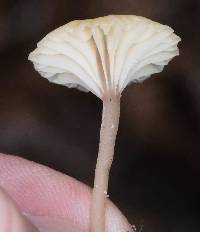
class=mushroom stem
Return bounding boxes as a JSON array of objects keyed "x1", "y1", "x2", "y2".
[{"x1": 91, "y1": 93, "x2": 121, "y2": 232}]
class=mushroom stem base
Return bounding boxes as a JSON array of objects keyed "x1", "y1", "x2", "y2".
[{"x1": 91, "y1": 94, "x2": 121, "y2": 232}]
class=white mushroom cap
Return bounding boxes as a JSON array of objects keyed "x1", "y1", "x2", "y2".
[{"x1": 28, "y1": 15, "x2": 181, "y2": 99}]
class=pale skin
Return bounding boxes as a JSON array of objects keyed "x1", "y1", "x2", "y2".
[{"x1": 0, "y1": 153, "x2": 133, "y2": 232}]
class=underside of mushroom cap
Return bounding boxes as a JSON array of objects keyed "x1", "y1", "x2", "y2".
[{"x1": 28, "y1": 15, "x2": 181, "y2": 99}]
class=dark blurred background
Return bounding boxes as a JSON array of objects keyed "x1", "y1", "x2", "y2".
[{"x1": 0, "y1": 0, "x2": 200, "y2": 231}]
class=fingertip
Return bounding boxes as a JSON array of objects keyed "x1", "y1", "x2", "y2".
[{"x1": 106, "y1": 202, "x2": 134, "y2": 232}]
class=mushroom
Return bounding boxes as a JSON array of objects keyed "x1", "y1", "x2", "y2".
[{"x1": 28, "y1": 15, "x2": 181, "y2": 232}]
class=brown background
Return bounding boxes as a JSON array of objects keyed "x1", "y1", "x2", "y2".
[{"x1": 0, "y1": 0, "x2": 200, "y2": 231}]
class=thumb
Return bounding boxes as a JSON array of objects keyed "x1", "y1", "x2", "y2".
[{"x1": 0, "y1": 154, "x2": 133, "y2": 232}]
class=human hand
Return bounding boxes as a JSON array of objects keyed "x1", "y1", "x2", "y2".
[{"x1": 0, "y1": 154, "x2": 133, "y2": 232}]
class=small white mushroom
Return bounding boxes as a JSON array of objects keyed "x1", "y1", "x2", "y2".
[{"x1": 28, "y1": 15, "x2": 181, "y2": 232}]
